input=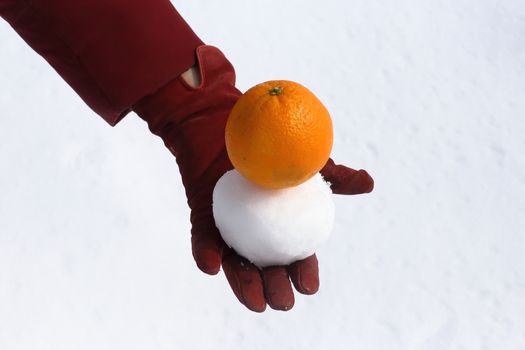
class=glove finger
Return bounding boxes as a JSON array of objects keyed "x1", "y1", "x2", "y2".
[
  {"x1": 320, "y1": 158, "x2": 374, "y2": 195},
  {"x1": 262, "y1": 266, "x2": 295, "y2": 311},
  {"x1": 191, "y1": 227, "x2": 224, "y2": 275},
  {"x1": 222, "y1": 250, "x2": 266, "y2": 312},
  {"x1": 191, "y1": 210, "x2": 225, "y2": 275},
  {"x1": 288, "y1": 254, "x2": 320, "y2": 295}
]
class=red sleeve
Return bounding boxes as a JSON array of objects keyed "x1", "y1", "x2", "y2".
[{"x1": 0, "y1": 0, "x2": 203, "y2": 125}]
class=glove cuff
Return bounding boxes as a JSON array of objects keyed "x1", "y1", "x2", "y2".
[{"x1": 133, "y1": 45, "x2": 239, "y2": 154}]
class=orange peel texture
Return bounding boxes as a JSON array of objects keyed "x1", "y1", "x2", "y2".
[{"x1": 225, "y1": 80, "x2": 333, "y2": 189}]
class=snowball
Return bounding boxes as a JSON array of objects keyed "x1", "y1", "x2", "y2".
[{"x1": 212, "y1": 170, "x2": 334, "y2": 268}]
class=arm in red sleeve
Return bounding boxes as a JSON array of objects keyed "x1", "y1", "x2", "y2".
[{"x1": 0, "y1": 0, "x2": 203, "y2": 125}]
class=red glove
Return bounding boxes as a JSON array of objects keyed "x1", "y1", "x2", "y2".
[{"x1": 133, "y1": 45, "x2": 374, "y2": 312}]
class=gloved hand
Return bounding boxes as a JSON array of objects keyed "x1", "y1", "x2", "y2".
[{"x1": 133, "y1": 45, "x2": 374, "y2": 312}]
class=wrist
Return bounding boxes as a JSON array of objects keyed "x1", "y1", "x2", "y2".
[{"x1": 180, "y1": 65, "x2": 201, "y2": 88}]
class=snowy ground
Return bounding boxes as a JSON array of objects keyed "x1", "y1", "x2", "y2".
[{"x1": 1, "y1": 0, "x2": 525, "y2": 349}]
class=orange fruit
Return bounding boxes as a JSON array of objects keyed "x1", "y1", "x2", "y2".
[{"x1": 225, "y1": 80, "x2": 333, "y2": 189}]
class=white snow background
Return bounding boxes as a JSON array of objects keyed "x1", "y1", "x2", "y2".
[{"x1": 1, "y1": 0, "x2": 524, "y2": 349}]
